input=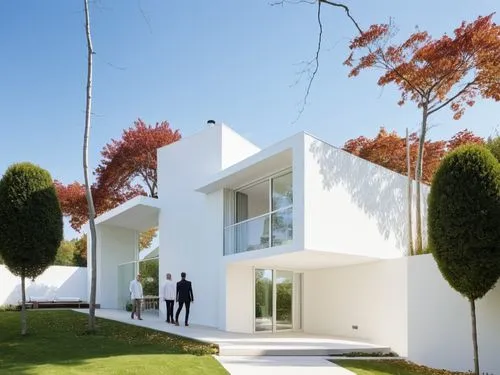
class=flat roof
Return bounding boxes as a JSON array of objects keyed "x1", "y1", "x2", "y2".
[
  {"x1": 196, "y1": 132, "x2": 304, "y2": 194},
  {"x1": 95, "y1": 195, "x2": 160, "y2": 232}
]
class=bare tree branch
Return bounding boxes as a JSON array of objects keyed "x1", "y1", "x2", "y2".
[
  {"x1": 292, "y1": 0, "x2": 323, "y2": 123},
  {"x1": 137, "y1": 0, "x2": 152, "y2": 34},
  {"x1": 272, "y1": 0, "x2": 363, "y2": 122},
  {"x1": 320, "y1": 0, "x2": 363, "y2": 35}
]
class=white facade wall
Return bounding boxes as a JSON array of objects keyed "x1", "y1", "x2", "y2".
[
  {"x1": 303, "y1": 258, "x2": 409, "y2": 356},
  {"x1": 91, "y1": 225, "x2": 138, "y2": 308},
  {"x1": 225, "y1": 264, "x2": 254, "y2": 333},
  {"x1": 157, "y1": 125, "x2": 260, "y2": 328},
  {"x1": 407, "y1": 254, "x2": 500, "y2": 373},
  {"x1": 0, "y1": 265, "x2": 87, "y2": 305},
  {"x1": 304, "y1": 134, "x2": 429, "y2": 259}
]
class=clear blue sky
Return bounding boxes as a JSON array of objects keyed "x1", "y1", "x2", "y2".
[{"x1": 0, "y1": 1, "x2": 498, "y2": 239}]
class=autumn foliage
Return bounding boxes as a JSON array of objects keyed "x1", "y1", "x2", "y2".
[
  {"x1": 56, "y1": 119, "x2": 181, "y2": 231},
  {"x1": 343, "y1": 128, "x2": 484, "y2": 184},
  {"x1": 96, "y1": 119, "x2": 181, "y2": 198},
  {"x1": 344, "y1": 14, "x2": 500, "y2": 120}
]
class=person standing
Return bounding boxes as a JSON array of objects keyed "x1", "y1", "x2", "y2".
[
  {"x1": 162, "y1": 273, "x2": 176, "y2": 324},
  {"x1": 175, "y1": 272, "x2": 194, "y2": 326},
  {"x1": 129, "y1": 274, "x2": 143, "y2": 320}
]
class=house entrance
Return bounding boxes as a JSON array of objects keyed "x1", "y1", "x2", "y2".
[
  {"x1": 117, "y1": 257, "x2": 159, "y2": 314},
  {"x1": 254, "y1": 268, "x2": 303, "y2": 332}
]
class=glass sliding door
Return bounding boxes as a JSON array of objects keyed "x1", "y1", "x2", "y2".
[
  {"x1": 275, "y1": 270, "x2": 293, "y2": 331},
  {"x1": 255, "y1": 269, "x2": 273, "y2": 332},
  {"x1": 293, "y1": 273, "x2": 303, "y2": 331},
  {"x1": 254, "y1": 268, "x2": 301, "y2": 332}
]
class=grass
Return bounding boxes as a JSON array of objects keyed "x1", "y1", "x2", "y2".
[
  {"x1": 0, "y1": 310, "x2": 227, "y2": 375},
  {"x1": 333, "y1": 359, "x2": 468, "y2": 375}
]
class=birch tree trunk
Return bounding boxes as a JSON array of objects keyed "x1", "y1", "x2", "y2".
[
  {"x1": 83, "y1": 0, "x2": 98, "y2": 332},
  {"x1": 406, "y1": 128, "x2": 414, "y2": 256},
  {"x1": 414, "y1": 104, "x2": 428, "y2": 255}
]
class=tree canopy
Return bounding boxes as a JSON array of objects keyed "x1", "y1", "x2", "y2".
[
  {"x1": 56, "y1": 118, "x2": 181, "y2": 231},
  {"x1": 429, "y1": 145, "x2": 500, "y2": 298},
  {"x1": 0, "y1": 162, "x2": 63, "y2": 279},
  {"x1": 344, "y1": 14, "x2": 500, "y2": 120},
  {"x1": 343, "y1": 128, "x2": 484, "y2": 184}
]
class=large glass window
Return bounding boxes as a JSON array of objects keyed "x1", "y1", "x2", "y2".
[
  {"x1": 224, "y1": 170, "x2": 293, "y2": 255},
  {"x1": 272, "y1": 172, "x2": 293, "y2": 210}
]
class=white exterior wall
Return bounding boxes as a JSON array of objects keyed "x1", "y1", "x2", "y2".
[
  {"x1": 90, "y1": 225, "x2": 138, "y2": 309},
  {"x1": 304, "y1": 134, "x2": 428, "y2": 259},
  {"x1": 0, "y1": 265, "x2": 87, "y2": 305},
  {"x1": 407, "y1": 254, "x2": 500, "y2": 373},
  {"x1": 226, "y1": 264, "x2": 254, "y2": 333},
  {"x1": 157, "y1": 125, "x2": 260, "y2": 328},
  {"x1": 303, "y1": 259, "x2": 408, "y2": 356}
]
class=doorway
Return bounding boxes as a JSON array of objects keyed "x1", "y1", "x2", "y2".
[{"x1": 254, "y1": 268, "x2": 303, "y2": 332}]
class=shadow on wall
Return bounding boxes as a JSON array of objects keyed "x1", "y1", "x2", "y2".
[
  {"x1": 1, "y1": 266, "x2": 87, "y2": 305},
  {"x1": 309, "y1": 139, "x2": 414, "y2": 253}
]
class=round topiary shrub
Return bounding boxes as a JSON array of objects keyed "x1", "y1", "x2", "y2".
[
  {"x1": 429, "y1": 145, "x2": 500, "y2": 299},
  {"x1": 428, "y1": 144, "x2": 500, "y2": 374}
]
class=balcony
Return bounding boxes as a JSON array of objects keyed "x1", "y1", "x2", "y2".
[{"x1": 224, "y1": 206, "x2": 293, "y2": 255}]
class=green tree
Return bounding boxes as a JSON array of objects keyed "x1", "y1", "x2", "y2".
[
  {"x1": 0, "y1": 163, "x2": 63, "y2": 335},
  {"x1": 139, "y1": 259, "x2": 158, "y2": 296},
  {"x1": 486, "y1": 135, "x2": 500, "y2": 163},
  {"x1": 428, "y1": 145, "x2": 500, "y2": 375},
  {"x1": 54, "y1": 240, "x2": 77, "y2": 266},
  {"x1": 73, "y1": 235, "x2": 87, "y2": 267}
]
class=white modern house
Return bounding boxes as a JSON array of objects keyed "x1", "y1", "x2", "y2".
[{"x1": 89, "y1": 123, "x2": 500, "y2": 373}]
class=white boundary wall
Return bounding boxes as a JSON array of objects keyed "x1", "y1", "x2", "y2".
[
  {"x1": 407, "y1": 254, "x2": 500, "y2": 373},
  {"x1": 301, "y1": 255, "x2": 500, "y2": 373},
  {"x1": 0, "y1": 265, "x2": 87, "y2": 305}
]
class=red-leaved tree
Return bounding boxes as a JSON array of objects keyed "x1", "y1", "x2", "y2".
[
  {"x1": 56, "y1": 119, "x2": 181, "y2": 232},
  {"x1": 96, "y1": 119, "x2": 181, "y2": 199},
  {"x1": 344, "y1": 14, "x2": 500, "y2": 254},
  {"x1": 344, "y1": 128, "x2": 484, "y2": 184}
]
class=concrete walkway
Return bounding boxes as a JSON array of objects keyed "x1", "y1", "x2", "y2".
[
  {"x1": 73, "y1": 309, "x2": 373, "y2": 374},
  {"x1": 215, "y1": 356, "x2": 355, "y2": 375},
  {"x1": 74, "y1": 308, "x2": 388, "y2": 356}
]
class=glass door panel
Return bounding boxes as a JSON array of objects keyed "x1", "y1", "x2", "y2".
[
  {"x1": 255, "y1": 269, "x2": 273, "y2": 332},
  {"x1": 293, "y1": 273, "x2": 303, "y2": 331},
  {"x1": 275, "y1": 270, "x2": 293, "y2": 331}
]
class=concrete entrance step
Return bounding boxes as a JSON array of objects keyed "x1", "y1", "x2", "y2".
[{"x1": 218, "y1": 338, "x2": 391, "y2": 356}]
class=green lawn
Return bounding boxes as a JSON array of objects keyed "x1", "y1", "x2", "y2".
[
  {"x1": 333, "y1": 359, "x2": 468, "y2": 375},
  {"x1": 0, "y1": 310, "x2": 227, "y2": 375}
]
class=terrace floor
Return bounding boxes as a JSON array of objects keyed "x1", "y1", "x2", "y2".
[{"x1": 73, "y1": 308, "x2": 390, "y2": 357}]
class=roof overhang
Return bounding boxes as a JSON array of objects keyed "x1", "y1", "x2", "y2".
[
  {"x1": 196, "y1": 133, "x2": 303, "y2": 194},
  {"x1": 95, "y1": 196, "x2": 160, "y2": 232},
  {"x1": 228, "y1": 249, "x2": 378, "y2": 270}
]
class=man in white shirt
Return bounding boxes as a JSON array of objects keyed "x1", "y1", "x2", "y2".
[
  {"x1": 129, "y1": 274, "x2": 143, "y2": 320},
  {"x1": 161, "y1": 273, "x2": 176, "y2": 324}
]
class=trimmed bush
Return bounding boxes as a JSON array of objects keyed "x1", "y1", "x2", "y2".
[
  {"x1": 428, "y1": 145, "x2": 500, "y2": 374},
  {"x1": 428, "y1": 145, "x2": 500, "y2": 299},
  {"x1": 0, "y1": 162, "x2": 63, "y2": 334}
]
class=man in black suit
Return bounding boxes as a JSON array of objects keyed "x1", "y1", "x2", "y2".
[{"x1": 175, "y1": 272, "x2": 194, "y2": 326}]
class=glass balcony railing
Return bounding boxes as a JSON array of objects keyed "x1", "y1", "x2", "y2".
[{"x1": 224, "y1": 206, "x2": 293, "y2": 255}]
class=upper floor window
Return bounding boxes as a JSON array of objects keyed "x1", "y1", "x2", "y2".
[{"x1": 224, "y1": 170, "x2": 293, "y2": 255}]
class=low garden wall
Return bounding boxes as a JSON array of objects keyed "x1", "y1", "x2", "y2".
[{"x1": 0, "y1": 265, "x2": 88, "y2": 305}]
